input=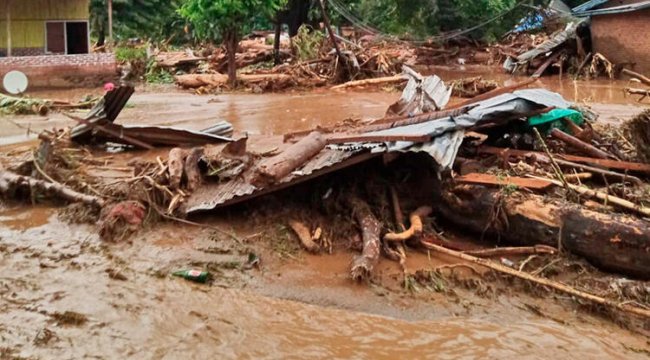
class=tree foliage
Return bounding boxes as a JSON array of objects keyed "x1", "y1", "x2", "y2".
[
  {"x1": 178, "y1": 0, "x2": 287, "y2": 84},
  {"x1": 90, "y1": 0, "x2": 186, "y2": 44},
  {"x1": 329, "y1": 0, "x2": 572, "y2": 42},
  {"x1": 178, "y1": 0, "x2": 287, "y2": 43}
]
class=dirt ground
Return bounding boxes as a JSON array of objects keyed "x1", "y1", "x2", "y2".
[{"x1": 1, "y1": 70, "x2": 650, "y2": 359}]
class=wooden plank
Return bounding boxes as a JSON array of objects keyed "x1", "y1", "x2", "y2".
[
  {"x1": 326, "y1": 134, "x2": 431, "y2": 144},
  {"x1": 478, "y1": 146, "x2": 650, "y2": 173},
  {"x1": 455, "y1": 173, "x2": 553, "y2": 189}
]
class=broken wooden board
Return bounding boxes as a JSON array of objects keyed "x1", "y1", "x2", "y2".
[
  {"x1": 455, "y1": 173, "x2": 553, "y2": 190},
  {"x1": 479, "y1": 146, "x2": 650, "y2": 173}
]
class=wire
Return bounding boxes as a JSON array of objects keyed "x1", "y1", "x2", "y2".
[{"x1": 326, "y1": 0, "x2": 530, "y2": 43}]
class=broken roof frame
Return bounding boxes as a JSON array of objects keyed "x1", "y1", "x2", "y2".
[{"x1": 183, "y1": 88, "x2": 572, "y2": 214}]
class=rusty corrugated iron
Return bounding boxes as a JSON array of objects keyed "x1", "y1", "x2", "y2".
[{"x1": 183, "y1": 149, "x2": 376, "y2": 213}]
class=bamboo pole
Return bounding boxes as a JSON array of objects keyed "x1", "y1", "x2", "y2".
[
  {"x1": 6, "y1": 0, "x2": 12, "y2": 57},
  {"x1": 107, "y1": 0, "x2": 113, "y2": 45},
  {"x1": 420, "y1": 241, "x2": 650, "y2": 319}
]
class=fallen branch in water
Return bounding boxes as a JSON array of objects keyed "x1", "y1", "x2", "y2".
[
  {"x1": 625, "y1": 88, "x2": 650, "y2": 102},
  {"x1": 384, "y1": 206, "x2": 432, "y2": 242},
  {"x1": 0, "y1": 167, "x2": 105, "y2": 208},
  {"x1": 331, "y1": 75, "x2": 405, "y2": 90},
  {"x1": 420, "y1": 241, "x2": 650, "y2": 319},
  {"x1": 622, "y1": 68, "x2": 650, "y2": 87}
]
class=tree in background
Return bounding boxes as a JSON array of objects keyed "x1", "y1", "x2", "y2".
[
  {"x1": 90, "y1": 0, "x2": 186, "y2": 46},
  {"x1": 327, "y1": 0, "x2": 579, "y2": 42},
  {"x1": 179, "y1": 0, "x2": 287, "y2": 86}
]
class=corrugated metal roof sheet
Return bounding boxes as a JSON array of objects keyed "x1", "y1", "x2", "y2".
[
  {"x1": 573, "y1": 0, "x2": 650, "y2": 16},
  {"x1": 183, "y1": 149, "x2": 363, "y2": 213},
  {"x1": 572, "y1": 0, "x2": 609, "y2": 13},
  {"x1": 516, "y1": 22, "x2": 580, "y2": 63},
  {"x1": 183, "y1": 88, "x2": 573, "y2": 214},
  {"x1": 330, "y1": 89, "x2": 571, "y2": 169}
]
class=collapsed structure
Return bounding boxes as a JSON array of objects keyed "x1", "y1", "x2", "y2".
[{"x1": 1, "y1": 66, "x2": 649, "y2": 320}]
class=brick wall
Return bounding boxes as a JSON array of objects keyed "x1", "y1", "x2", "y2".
[
  {"x1": 0, "y1": 48, "x2": 46, "y2": 57},
  {"x1": 591, "y1": 9, "x2": 650, "y2": 74},
  {"x1": 0, "y1": 53, "x2": 118, "y2": 88}
]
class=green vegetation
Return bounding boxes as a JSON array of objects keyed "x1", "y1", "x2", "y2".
[
  {"x1": 292, "y1": 25, "x2": 325, "y2": 61},
  {"x1": 178, "y1": 0, "x2": 287, "y2": 86},
  {"x1": 114, "y1": 46, "x2": 147, "y2": 62},
  {"x1": 90, "y1": 0, "x2": 186, "y2": 45}
]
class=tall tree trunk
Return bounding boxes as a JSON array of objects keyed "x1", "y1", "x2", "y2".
[
  {"x1": 273, "y1": 21, "x2": 282, "y2": 65},
  {"x1": 97, "y1": 28, "x2": 106, "y2": 47},
  {"x1": 224, "y1": 30, "x2": 239, "y2": 87}
]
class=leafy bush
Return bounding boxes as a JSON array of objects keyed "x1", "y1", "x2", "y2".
[{"x1": 115, "y1": 46, "x2": 147, "y2": 62}]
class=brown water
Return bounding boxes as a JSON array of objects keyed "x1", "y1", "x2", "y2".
[
  {"x1": 1, "y1": 71, "x2": 649, "y2": 358},
  {"x1": 0, "y1": 206, "x2": 647, "y2": 359},
  {"x1": 2, "y1": 68, "x2": 646, "y2": 146}
]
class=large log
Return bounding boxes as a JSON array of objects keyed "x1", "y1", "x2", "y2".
[
  {"x1": 562, "y1": 208, "x2": 650, "y2": 279},
  {"x1": 0, "y1": 169, "x2": 105, "y2": 208},
  {"x1": 184, "y1": 147, "x2": 204, "y2": 192},
  {"x1": 168, "y1": 148, "x2": 186, "y2": 190},
  {"x1": 175, "y1": 73, "x2": 291, "y2": 89},
  {"x1": 348, "y1": 196, "x2": 382, "y2": 281},
  {"x1": 252, "y1": 131, "x2": 326, "y2": 186},
  {"x1": 435, "y1": 184, "x2": 650, "y2": 278}
]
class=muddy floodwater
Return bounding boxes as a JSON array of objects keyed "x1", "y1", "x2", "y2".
[{"x1": 1, "y1": 69, "x2": 649, "y2": 358}]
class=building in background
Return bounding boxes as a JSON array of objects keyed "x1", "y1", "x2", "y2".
[
  {"x1": 0, "y1": 0, "x2": 116, "y2": 88},
  {"x1": 573, "y1": 0, "x2": 650, "y2": 74},
  {"x1": 0, "y1": 0, "x2": 91, "y2": 57}
]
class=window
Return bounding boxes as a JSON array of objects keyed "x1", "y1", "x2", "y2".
[{"x1": 45, "y1": 21, "x2": 89, "y2": 54}]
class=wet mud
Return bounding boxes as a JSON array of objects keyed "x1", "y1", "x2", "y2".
[{"x1": 1, "y1": 205, "x2": 649, "y2": 359}]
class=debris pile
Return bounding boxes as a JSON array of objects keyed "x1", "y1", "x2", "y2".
[
  {"x1": 622, "y1": 69, "x2": 650, "y2": 103},
  {"x1": 1, "y1": 68, "x2": 649, "y2": 324},
  {"x1": 0, "y1": 93, "x2": 98, "y2": 116}
]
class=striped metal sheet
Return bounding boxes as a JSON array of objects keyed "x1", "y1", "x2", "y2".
[{"x1": 183, "y1": 149, "x2": 362, "y2": 213}]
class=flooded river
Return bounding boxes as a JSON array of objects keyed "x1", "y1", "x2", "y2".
[{"x1": 1, "y1": 70, "x2": 649, "y2": 358}]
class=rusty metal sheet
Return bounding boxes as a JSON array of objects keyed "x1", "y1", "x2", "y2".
[
  {"x1": 106, "y1": 124, "x2": 231, "y2": 146},
  {"x1": 455, "y1": 173, "x2": 554, "y2": 190},
  {"x1": 183, "y1": 149, "x2": 375, "y2": 213}
]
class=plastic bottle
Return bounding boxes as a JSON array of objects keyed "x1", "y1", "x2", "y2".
[{"x1": 172, "y1": 269, "x2": 210, "y2": 283}]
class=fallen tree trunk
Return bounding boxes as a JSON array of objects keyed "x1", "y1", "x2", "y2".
[
  {"x1": 0, "y1": 169, "x2": 105, "y2": 208},
  {"x1": 331, "y1": 75, "x2": 405, "y2": 90},
  {"x1": 175, "y1": 73, "x2": 291, "y2": 89},
  {"x1": 562, "y1": 207, "x2": 650, "y2": 279},
  {"x1": 435, "y1": 184, "x2": 650, "y2": 278},
  {"x1": 252, "y1": 131, "x2": 326, "y2": 186},
  {"x1": 348, "y1": 196, "x2": 381, "y2": 281}
]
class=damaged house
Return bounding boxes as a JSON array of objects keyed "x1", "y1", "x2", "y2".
[
  {"x1": 573, "y1": 0, "x2": 650, "y2": 74},
  {"x1": 0, "y1": 0, "x2": 116, "y2": 87}
]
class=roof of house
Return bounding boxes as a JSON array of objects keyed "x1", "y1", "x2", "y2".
[{"x1": 573, "y1": 0, "x2": 650, "y2": 16}]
